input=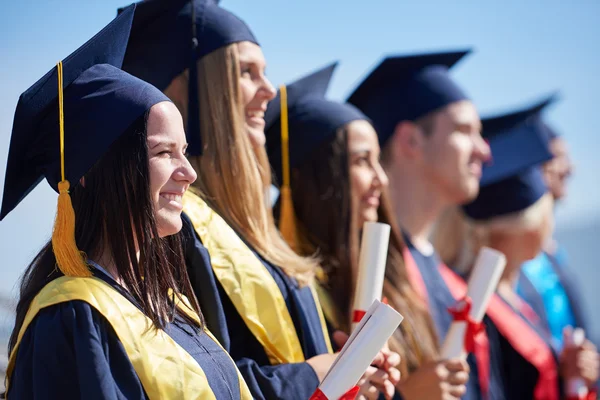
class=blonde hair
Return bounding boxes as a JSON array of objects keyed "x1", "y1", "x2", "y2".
[
  {"x1": 164, "y1": 43, "x2": 317, "y2": 284},
  {"x1": 432, "y1": 193, "x2": 554, "y2": 273}
]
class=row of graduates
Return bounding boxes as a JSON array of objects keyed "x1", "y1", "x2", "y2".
[{"x1": 2, "y1": 0, "x2": 598, "y2": 399}]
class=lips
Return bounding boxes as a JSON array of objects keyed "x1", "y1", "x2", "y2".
[
  {"x1": 246, "y1": 110, "x2": 265, "y2": 127},
  {"x1": 363, "y1": 193, "x2": 381, "y2": 207},
  {"x1": 160, "y1": 192, "x2": 184, "y2": 210}
]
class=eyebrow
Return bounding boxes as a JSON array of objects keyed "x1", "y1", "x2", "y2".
[{"x1": 149, "y1": 140, "x2": 177, "y2": 150}]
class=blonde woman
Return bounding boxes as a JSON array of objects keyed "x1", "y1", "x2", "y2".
[
  {"x1": 121, "y1": 1, "x2": 397, "y2": 398},
  {"x1": 435, "y1": 99, "x2": 599, "y2": 399}
]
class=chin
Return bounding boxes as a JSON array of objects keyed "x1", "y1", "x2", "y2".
[
  {"x1": 360, "y1": 208, "x2": 379, "y2": 226},
  {"x1": 156, "y1": 217, "x2": 183, "y2": 238},
  {"x1": 246, "y1": 125, "x2": 266, "y2": 147}
]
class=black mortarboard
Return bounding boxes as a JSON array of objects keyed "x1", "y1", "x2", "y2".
[
  {"x1": 121, "y1": 0, "x2": 258, "y2": 155},
  {"x1": 265, "y1": 62, "x2": 368, "y2": 182},
  {"x1": 1, "y1": 4, "x2": 170, "y2": 277},
  {"x1": 347, "y1": 50, "x2": 471, "y2": 146},
  {"x1": 462, "y1": 95, "x2": 557, "y2": 220}
]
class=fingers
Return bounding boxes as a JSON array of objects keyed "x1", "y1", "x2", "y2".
[
  {"x1": 332, "y1": 330, "x2": 349, "y2": 349},
  {"x1": 444, "y1": 358, "x2": 470, "y2": 373},
  {"x1": 447, "y1": 370, "x2": 469, "y2": 386}
]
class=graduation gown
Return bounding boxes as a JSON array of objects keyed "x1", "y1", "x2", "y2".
[
  {"x1": 433, "y1": 256, "x2": 560, "y2": 400},
  {"x1": 492, "y1": 292, "x2": 562, "y2": 400},
  {"x1": 6, "y1": 267, "x2": 252, "y2": 400},
  {"x1": 182, "y1": 191, "x2": 333, "y2": 400},
  {"x1": 403, "y1": 239, "x2": 488, "y2": 400}
]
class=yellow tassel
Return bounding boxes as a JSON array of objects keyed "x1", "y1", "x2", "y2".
[
  {"x1": 278, "y1": 84, "x2": 300, "y2": 251},
  {"x1": 278, "y1": 186, "x2": 299, "y2": 251},
  {"x1": 51, "y1": 181, "x2": 91, "y2": 277},
  {"x1": 50, "y1": 61, "x2": 90, "y2": 277}
]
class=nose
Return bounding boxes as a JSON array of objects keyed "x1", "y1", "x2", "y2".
[
  {"x1": 373, "y1": 162, "x2": 389, "y2": 189},
  {"x1": 473, "y1": 134, "x2": 491, "y2": 163},
  {"x1": 176, "y1": 156, "x2": 197, "y2": 185},
  {"x1": 261, "y1": 75, "x2": 277, "y2": 101}
]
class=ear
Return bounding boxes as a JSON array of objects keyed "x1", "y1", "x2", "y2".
[
  {"x1": 388, "y1": 121, "x2": 425, "y2": 159},
  {"x1": 79, "y1": 176, "x2": 86, "y2": 188}
]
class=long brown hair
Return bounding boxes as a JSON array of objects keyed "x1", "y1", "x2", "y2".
[
  {"x1": 164, "y1": 43, "x2": 317, "y2": 285},
  {"x1": 289, "y1": 126, "x2": 439, "y2": 375},
  {"x1": 9, "y1": 113, "x2": 201, "y2": 355}
]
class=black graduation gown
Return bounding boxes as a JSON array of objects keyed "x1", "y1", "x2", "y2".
[
  {"x1": 182, "y1": 212, "x2": 330, "y2": 400},
  {"x1": 7, "y1": 268, "x2": 244, "y2": 400}
]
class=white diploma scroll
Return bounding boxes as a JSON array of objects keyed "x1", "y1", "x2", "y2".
[
  {"x1": 566, "y1": 328, "x2": 589, "y2": 398},
  {"x1": 441, "y1": 247, "x2": 506, "y2": 360},
  {"x1": 314, "y1": 300, "x2": 403, "y2": 400},
  {"x1": 351, "y1": 222, "x2": 391, "y2": 330}
]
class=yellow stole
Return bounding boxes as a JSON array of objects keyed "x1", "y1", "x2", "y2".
[
  {"x1": 6, "y1": 276, "x2": 253, "y2": 400},
  {"x1": 183, "y1": 190, "x2": 333, "y2": 365}
]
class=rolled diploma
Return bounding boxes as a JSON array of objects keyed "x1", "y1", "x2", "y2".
[
  {"x1": 351, "y1": 222, "x2": 391, "y2": 330},
  {"x1": 566, "y1": 328, "x2": 588, "y2": 397},
  {"x1": 317, "y1": 300, "x2": 404, "y2": 399},
  {"x1": 441, "y1": 247, "x2": 506, "y2": 360}
]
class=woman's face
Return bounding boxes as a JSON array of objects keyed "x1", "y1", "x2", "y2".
[
  {"x1": 147, "y1": 102, "x2": 197, "y2": 238},
  {"x1": 237, "y1": 41, "x2": 276, "y2": 147},
  {"x1": 347, "y1": 120, "x2": 389, "y2": 229}
]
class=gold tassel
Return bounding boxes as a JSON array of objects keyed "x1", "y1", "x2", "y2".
[
  {"x1": 278, "y1": 84, "x2": 300, "y2": 251},
  {"x1": 52, "y1": 180, "x2": 90, "y2": 277},
  {"x1": 279, "y1": 186, "x2": 299, "y2": 251},
  {"x1": 50, "y1": 61, "x2": 90, "y2": 277}
]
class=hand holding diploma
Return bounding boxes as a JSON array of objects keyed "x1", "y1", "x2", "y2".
[
  {"x1": 441, "y1": 247, "x2": 506, "y2": 360},
  {"x1": 310, "y1": 300, "x2": 404, "y2": 400}
]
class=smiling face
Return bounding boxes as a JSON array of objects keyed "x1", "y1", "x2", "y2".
[
  {"x1": 237, "y1": 41, "x2": 276, "y2": 147},
  {"x1": 347, "y1": 120, "x2": 389, "y2": 229},
  {"x1": 147, "y1": 101, "x2": 197, "y2": 238}
]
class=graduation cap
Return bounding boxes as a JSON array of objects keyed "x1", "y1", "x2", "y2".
[
  {"x1": 0, "y1": 4, "x2": 171, "y2": 277},
  {"x1": 347, "y1": 50, "x2": 471, "y2": 147},
  {"x1": 121, "y1": 0, "x2": 258, "y2": 155},
  {"x1": 265, "y1": 62, "x2": 368, "y2": 182},
  {"x1": 462, "y1": 95, "x2": 557, "y2": 220},
  {"x1": 264, "y1": 62, "x2": 368, "y2": 248}
]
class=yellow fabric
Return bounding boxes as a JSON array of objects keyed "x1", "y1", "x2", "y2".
[
  {"x1": 314, "y1": 281, "x2": 344, "y2": 333},
  {"x1": 51, "y1": 60, "x2": 90, "y2": 278},
  {"x1": 277, "y1": 84, "x2": 300, "y2": 251},
  {"x1": 6, "y1": 276, "x2": 252, "y2": 400},
  {"x1": 184, "y1": 190, "x2": 310, "y2": 364}
]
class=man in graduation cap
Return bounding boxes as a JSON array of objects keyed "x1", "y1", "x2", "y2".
[{"x1": 347, "y1": 50, "x2": 494, "y2": 400}]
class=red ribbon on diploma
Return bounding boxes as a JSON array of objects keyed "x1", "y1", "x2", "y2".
[
  {"x1": 447, "y1": 296, "x2": 484, "y2": 353},
  {"x1": 352, "y1": 310, "x2": 366, "y2": 323},
  {"x1": 310, "y1": 386, "x2": 360, "y2": 400},
  {"x1": 353, "y1": 297, "x2": 388, "y2": 323}
]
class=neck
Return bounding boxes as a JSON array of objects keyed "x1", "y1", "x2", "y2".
[
  {"x1": 93, "y1": 248, "x2": 139, "y2": 288},
  {"x1": 499, "y1": 258, "x2": 524, "y2": 288},
  {"x1": 385, "y1": 160, "x2": 448, "y2": 249}
]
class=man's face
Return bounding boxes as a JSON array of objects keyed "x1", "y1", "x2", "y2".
[{"x1": 420, "y1": 100, "x2": 491, "y2": 205}]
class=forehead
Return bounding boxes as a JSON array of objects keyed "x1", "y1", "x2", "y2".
[
  {"x1": 347, "y1": 120, "x2": 379, "y2": 149},
  {"x1": 146, "y1": 102, "x2": 186, "y2": 143},
  {"x1": 442, "y1": 100, "x2": 481, "y2": 128},
  {"x1": 237, "y1": 41, "x2": 265, "y2": 64}
]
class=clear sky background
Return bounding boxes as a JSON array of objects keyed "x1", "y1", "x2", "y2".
[{"x1": 0, "y1": 1, "x2": 598, "y2": 303}]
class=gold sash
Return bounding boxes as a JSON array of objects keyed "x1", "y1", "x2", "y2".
[
  {"x1": 183, "y1": 190, "x2": 332, "y2": 365},
  {"x1": 6, "y1": 276, "x2": 252, "y2": 400}
]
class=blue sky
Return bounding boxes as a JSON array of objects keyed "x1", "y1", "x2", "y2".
[{"x1": 0, "y1": 0, "x2": 599, "y2": 297}]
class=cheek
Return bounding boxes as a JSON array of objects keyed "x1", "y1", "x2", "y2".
[
  {"x1": 148, "y1": 160, "x2": 171, "y2": 195},
  {"x1": 239, "y1": 79, "x2": 255, "y2": 109},
  {"x1": 349, "y1": 168, "x2": 371, "y2": 198}
]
